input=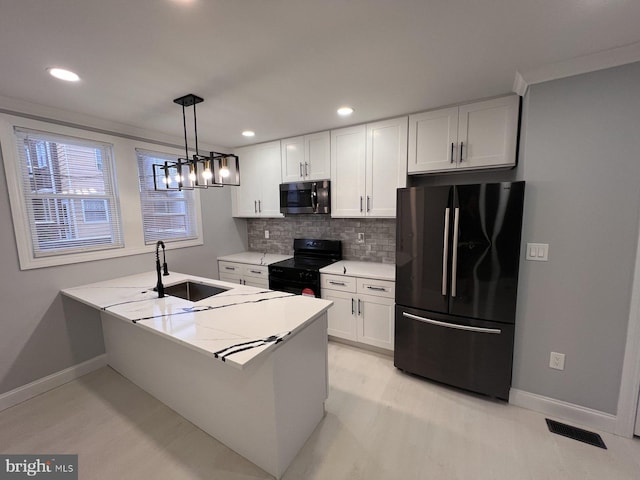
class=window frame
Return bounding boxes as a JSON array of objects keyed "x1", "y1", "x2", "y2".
[{"x1": 0, "y1": 114, "x2": 204, "y2": 270}]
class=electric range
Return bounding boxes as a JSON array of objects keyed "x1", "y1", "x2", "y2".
[{"x1": 268, "y1": 238, "x2": 342, "y2": 297}]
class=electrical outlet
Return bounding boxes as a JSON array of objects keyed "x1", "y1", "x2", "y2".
[
  {"x1": 549, "y1": 352, "x2": 565, "y2": 370},
  {"x1": 357, "y1": 232, "x2": 365, "y2": 244},
  {"x1": 264, "y1": 230, "x2": 269, "y2": 239}
]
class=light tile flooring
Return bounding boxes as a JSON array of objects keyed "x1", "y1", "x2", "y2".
[{"x1": 1, "y1": 342, "x2": 639, "y2": 479}]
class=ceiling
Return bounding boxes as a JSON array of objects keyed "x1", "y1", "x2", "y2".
[{"x1": 1, "y1": 0, "x2": 640, "y2": 149}]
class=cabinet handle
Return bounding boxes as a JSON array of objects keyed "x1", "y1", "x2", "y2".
[
  {"x1": 366, "y1": 286, "x2": 386, "y2": 291},
  {"x1": 258, "y1": 200, "x2": 262, "y2": 212},
  {"x1": 360, "y1": 196, "x2": 363, "y2": 212},
  {"x1": 249, "y1": 270, "x2": 262, "y2": 274},
  {"x1": 329, "y1": 281, "x2": 346, "y2": 286},
  {"x1": 366, "y1": 196, "x2": 371, "y2": 212},
  {"x1": 239, "y1": 279, "x2": 243, "y2": 285},
  {"x1": 225, "y1": 266, "x2": 236, "y2": 271},
  {"x1": 299, "y1": 163, "x2": 303, "y2": 177},
  {"x1": 351, "y1": 298, "x2": 355, "y2": 315},
  {"x1": 357, "y1": 298, "x2": 362, "y2": 316},
  {"x1": 254, "y1": 200, "x2": 257, "y2": 213},
  {"x1": 305, "y1": 162, "x2": 309, "y2": 176},
  {"x1": 459, "y1": 141, "x2": 464, "y2": 163},
  {"x1": 450, "y1": 142, "x2": 455, "y2": 163}
]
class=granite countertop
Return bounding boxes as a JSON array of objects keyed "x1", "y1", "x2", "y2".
[
  {"x1": 320, "y1": 260, "x2": 395, "y2": 281},
  {"x1": 61, "y1": 272, "x2": 331, "y2": 369},
  {"x1": 217, "y1": 252, "x2": 292, "y2": 265}
]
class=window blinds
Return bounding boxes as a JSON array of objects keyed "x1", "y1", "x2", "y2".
[
  {"x1": 14, "y1": 127, "x2": 123, "y2": 257},
  {"x1": 136, "y1": 149, "x2": 198, "y2": 244}
]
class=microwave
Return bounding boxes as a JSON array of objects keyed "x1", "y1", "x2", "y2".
[{"x1": 280, "y1": 180, "x2": 330, "y2": 215}]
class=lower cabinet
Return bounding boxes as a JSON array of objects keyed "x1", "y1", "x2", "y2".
[
  {"x1": 218, "y1": 261, "x2": 269, "y2": 288},
  {"x1": 321, "y1": 273, "x2": 395, "y2": 351}
]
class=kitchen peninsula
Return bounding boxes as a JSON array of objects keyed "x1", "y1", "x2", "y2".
[{"x1": 62, "y1": 271, "x2": 332, "y2": 479}]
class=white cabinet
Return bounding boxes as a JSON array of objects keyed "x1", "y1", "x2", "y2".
[
  {"x1": 321, "y1": 273, "x2": 395, "y2": 351},
  {"x1": 232, "y1": 141, "x2": 283, "y2": 217},
  {"x1": 218, "y1": 261, "x2": 269, "y2": 288},
  {"x1": 408, "y1": 95, "x2": 519, "y2": 174},
  {"x1": 331, "y1": 117, "x2": 407, "y2": 218},
  {"x1": 281, "y1": 131, "x2": 330, "y2": 182}
]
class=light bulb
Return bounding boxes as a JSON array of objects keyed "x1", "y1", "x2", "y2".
[
  {"x1": 220, "y1": 166, "x2": 230, "y2": 178},
  {"x1": 162, "y1": 176, "x2": 169, "y2": 184},
  {"x1": 189, "y1": 172, "x2": 196, "y2": 182},
  {"x1": 202, "y1": 169, "x2": 213, "y2": 180},
  {"x1": 175, "y1": 174, "x2": 183, "y2": 183}
]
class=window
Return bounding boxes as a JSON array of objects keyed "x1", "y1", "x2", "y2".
[
  {"x1": 82, "y1": 199, "x2": 108, "y2": 223},
  {"x1": 13, "y1": 127, "x2": 123, "y2": 258},
  {"x1": 136, "y1": 149, "x2": 198, "y2": 244}
]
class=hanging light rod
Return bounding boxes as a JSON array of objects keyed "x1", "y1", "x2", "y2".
[{"x1": 153, "y1": 93, "x2": 240, "y2": 191}]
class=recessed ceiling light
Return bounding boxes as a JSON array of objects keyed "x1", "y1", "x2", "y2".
[
  {"x1": 47, "y1": 67, "x2": 80, "y2": 82},
  {"x1": 242, "y1": 130, "x2": 255, "y2": 137},
  {"x1": 337, "y1": 106, "x2": 354, "y2": 116}
]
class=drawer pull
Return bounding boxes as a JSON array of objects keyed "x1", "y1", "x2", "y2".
[
  {"x1": 249, "y1": 270, "x2": 262, "y2": 274},
  {"x1": 402, "y1": 312, "x2": 501, "y2": 334},
  {"x1": 366, "y1": 286, "x2": 387, "y2": 291},
  {"x1": 329, "y1": 281, "x2": 346, "y2": 286},
  {"x1": 224, "y1": 266, "x2": 236, "y2": 271}
]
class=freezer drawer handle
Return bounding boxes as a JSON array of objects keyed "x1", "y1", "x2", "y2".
[
  {"x1": 442, "y1": 208, "x2": 450, "y2": 296},
  {"x1": 451, "y1": 207, "x2": 460, "y2": 297},
  {"x1": 402, "y1": 312, "x2": 501, "y2": 334}
]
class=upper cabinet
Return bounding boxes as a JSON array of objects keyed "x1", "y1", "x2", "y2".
[
  {"x1": 331, "y1": 117, "x2": 408, "y2": 218},
  {"x1": 232, "y1": 141, "x2": 283, "y2": 218},
  {"x1": 281, "y1": 131, "x2": 330, "y2": 183},
  {"x1": 408, "y1": 95, "x2": 519, "y2": 174}
]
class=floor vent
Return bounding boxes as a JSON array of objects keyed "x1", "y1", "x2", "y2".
[{"x1": 545, "y1": 419, "x2": 607, "y2": 449}]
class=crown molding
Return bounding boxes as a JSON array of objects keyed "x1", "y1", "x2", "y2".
[{"x1": 513, "y1": 41, "x2": 640, "y2": 96}]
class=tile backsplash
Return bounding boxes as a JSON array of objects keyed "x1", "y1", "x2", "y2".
[{"x1": 247, "y1": 217, "x2": 396, "y2": 264}]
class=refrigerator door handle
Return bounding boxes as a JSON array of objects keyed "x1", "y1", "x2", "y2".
[
  {"x1": 451, "y1": 207, "x2": 460, "y2": 297},
  {"x1": 442, "y1": 208, "x2": 450, "y2": 296},
  {"x1": 402, "y1": 312, "x2": 501, "y2": 334}
]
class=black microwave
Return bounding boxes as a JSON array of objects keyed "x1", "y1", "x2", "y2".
[{"x1": 280, "y1": 180, "x2": 330, "y2": 215}]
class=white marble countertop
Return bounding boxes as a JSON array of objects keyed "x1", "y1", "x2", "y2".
[
  {"x1": 320, "y1": 260, "x2": 395, "y2": 281},
  {"x1": 217, "y1": 252, "x2": 292, "y2": 265},
  {"x1": 61, "y1": 271, "x2": 331, "y2": 369}
]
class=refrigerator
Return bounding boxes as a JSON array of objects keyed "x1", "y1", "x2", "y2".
[{"x1": 394, "y1": 181, "x2": 525, "y2": 400}]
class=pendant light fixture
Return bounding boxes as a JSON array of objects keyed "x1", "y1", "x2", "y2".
[{"x1": 153, "y1": 93, "x2": 240, "y2": 191}]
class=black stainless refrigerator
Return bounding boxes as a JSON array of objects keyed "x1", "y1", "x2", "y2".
[{"x1": 395, "y1": 182, "x2": 525, "y2": 400}]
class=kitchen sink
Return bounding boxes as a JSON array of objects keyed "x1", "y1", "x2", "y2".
[{"x1": 164, "y1": 281, "x2": 228, "y2": 302}]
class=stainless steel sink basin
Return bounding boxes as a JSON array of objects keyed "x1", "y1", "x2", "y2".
[{"x1": 164, "y1": 281, "x2": 228, "y2": 302}]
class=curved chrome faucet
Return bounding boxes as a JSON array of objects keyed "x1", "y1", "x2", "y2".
[{"x1": 155, "y1": 240, "x2": 169, "y2": 297}]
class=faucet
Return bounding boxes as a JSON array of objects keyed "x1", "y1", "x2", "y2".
[{"x1": 155, "y1": 240, "x2": 169, "y2": 297}]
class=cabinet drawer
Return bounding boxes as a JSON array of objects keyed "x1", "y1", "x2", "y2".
[
  {"x1": 219, "y1": 261, "x2": 242, "y2": 274},
  {"x1": 321, "y1": 274, "x2": 356, "y2": 293},
  {"x1": 243, "y1": 264, "x2": 268, "y2": 279},
  {"x1": 220, "y1": 272, "x2": 242, "y2": 284},
  {"x1": 356, "y1": 278, "x2": 395, "y2": 298}
]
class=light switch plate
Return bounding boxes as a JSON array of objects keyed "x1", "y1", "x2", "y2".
[
  {"x1": 357, "y1": 233, "x2": 365, "y2": 244},
  {"x1": 526, "y1": 243, "x2": 549, "y2": 261}
]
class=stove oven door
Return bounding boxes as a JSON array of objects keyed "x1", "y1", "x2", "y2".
[{"x1": 268, "y1": 272, "x2": 321, "y2": 298}]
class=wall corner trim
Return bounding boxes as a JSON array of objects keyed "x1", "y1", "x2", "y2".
[
  {"x1": 510, "y1": 388, "x2": 618, "y2": 435},
  {"x1": 0, "y1": 354, "x2": 108, "y2": 413}
]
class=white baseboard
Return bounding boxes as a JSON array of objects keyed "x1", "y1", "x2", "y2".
[
  {"x1": 0, "y1": 354, "x2": 108, "y2": 412},
  {"x1": 510, "y1": 388, "x2": 618, "y2": 434}
]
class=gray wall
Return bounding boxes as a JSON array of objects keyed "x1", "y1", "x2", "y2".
[
  {"x1": 0, "y1": 154, "x2": 247, "y2": 395},
  {"x1": 247, "y1": 217, "x2": 396, "y2": 264},
  {"x1": 512, "y1": 63, "x2": 640, "y2": 414}
]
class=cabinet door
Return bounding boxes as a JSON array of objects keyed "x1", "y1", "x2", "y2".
[
  {"x1": 330, "y1": 125, "x2": 366, "y2": 217},
  {"x1": 254, "y1": 141, "x2": 283, "y2": 217},
  {"x1": 244, "y1": 277, "x2": 269, "y2": 289},
  {"x1": 323, "y1": 289, "x2": 357, "y2": 341},
  {"x1": 232, "y1": 146, "x2": 261, "y2": 217},
  {"x1": 357, "y1": 293, "x2": 395, "y2": 350},
  {"x1": 408, "y1": 107, "x2": 458, "y2": 174},
  {"x1": 281, "y1": 136, "x2": 305, "y2": 183},
  {"x1": 366, "y1": 117, "x2": 408, "y2": 217},
  {"x1": 457, "y1": 95, "x2": 519, "y2": 170},
  {"x1": 305, "y1": 131, "x2": 330, "y2": 180}
]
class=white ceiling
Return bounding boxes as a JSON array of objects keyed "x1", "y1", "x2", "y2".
[{"x1": 1, "y1": 0, "x2": 640, "y2": 149}]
